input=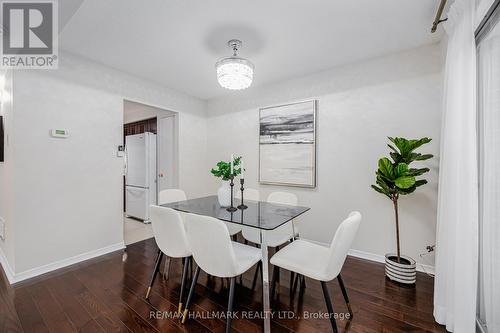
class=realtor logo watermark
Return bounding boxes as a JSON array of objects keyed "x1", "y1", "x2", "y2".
[{"x1": 0, "y1": 0, "x2": 58, "y2": 69}]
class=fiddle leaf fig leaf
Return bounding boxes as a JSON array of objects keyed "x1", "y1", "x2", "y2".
[
  {"x1": 390, "y1": 152, "x2": 402, "y2": 164},
  {"x1": 371, "y1": 185, "x2": 391, "y2": 199},
  {"x1": 378, "y1": 158, "x2": 394, "y2": 179},
  {"x1": 408, "y1": 137, "x2": 432, "y2": 152},
  {"x1": 407, "y1": 167, "x2": 430, "y2": 176},
  {"x1": 399, "y1": 185, "x2": 417, "y2": 195},
  {"x1": 415, "y1": 154, "x2": 434, "y2": 161},
  {"x1": 387, "y1": 144, "x2": 399, "y2": 153},
  {"x1": 395, "y1": 176, "x2": 416, "y2": 189},
  {"x1": 415, "y1": 179, "x2": 428, "y2": 187},
  {"x1": 391, "y1": 137, "x2": 411, "y2": 156},
  {"x1": 394, "y1": 163, "x2": 409, "y2": 177}
]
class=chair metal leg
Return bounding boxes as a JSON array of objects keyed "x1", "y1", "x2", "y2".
[
  {"x1": 226, "y1": 277, "x2": 236, "y2": 333},
  {"x1": 251, "y1": 261, "x2": 262, "y2": 291},
  {"x1": 291, "y1": 272, "x2": 300, "y2": 299},
  {"x1": 181, "y1": 266, "x2": 201, "y2": 324},
  {"x1": 337, "y1": 274, "x2": 353, "y2": 318},
  {"x1": 320, "y1": 281, "x2": 338, "y2": 333},
  {"x1": 145, "y1": 250, "x2": 163, "y2": 299},
  {"x1": 221, "y1": 278, "x2": 228, "y2": 289},
  {"x1": 276, "y1": 267, "x2": 281, "y2": 295},
  {"x1": 178, "y1": 257, "x2": 190, "y2": 314},
  {"x1": 289, "y1": 271, "x2": 295, "y2": 298},
  {"x1": 275, "y1": 246, "x2": 280, "y2": 294},
  {"x1": 270, "y1": 265, "x2": 279, "y2": 301},
  {"x1": 162, "y1": 256, "x2": 171, "y2": 281},
  {"x1": 188, "y1": 258, "x2": 193, "y2": 280}
]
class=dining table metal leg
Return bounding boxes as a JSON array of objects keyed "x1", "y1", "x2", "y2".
[{"x1": 260, "y1": 230, "x2": 271, "y2": 333}]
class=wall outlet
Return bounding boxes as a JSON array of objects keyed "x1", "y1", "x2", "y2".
[{"x1": 0, "y1": 217, "x2": 4, "y2": 240}]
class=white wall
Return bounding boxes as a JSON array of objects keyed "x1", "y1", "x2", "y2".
[
  {"x1": 0, "y1": 70, "x2": 16, "y2": 276},
  {"x1": 5, "y1": 52, "x2": 210, "y2": 279},
  {"x1": 12, "y1": 71, "x2": 124, "y2": 274},
  {"x1": 206, "y1": 44, "x2": 443, "y2": 269}
]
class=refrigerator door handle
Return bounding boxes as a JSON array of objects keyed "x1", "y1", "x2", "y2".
[
  {"x1": 126, "y1": 185, "x2": 149, "y2": 189},
  {"x1": 123, "y1": 144, "x2": 128, "y2": 176}
]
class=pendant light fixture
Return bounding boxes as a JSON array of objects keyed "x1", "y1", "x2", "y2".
[{"x1": 215, "y1": 39, "x2": 254, "y2": 90}]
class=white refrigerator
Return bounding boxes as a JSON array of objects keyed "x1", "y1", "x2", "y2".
[{"x1": 125, "y1": 132, "x2": 157, "y2": 222}]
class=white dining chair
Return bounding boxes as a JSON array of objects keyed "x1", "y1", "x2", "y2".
[
  {"x1": 242, "y1": 191, "x2": 299, "y2": 246},
  {"x1": 242, "y1": 191, "x2": 299, "y2": 293},
  {"x1": 270, "y1": 211, "x2": 362, "y2": 333},
  {"x1": 156, "y1": 188, "x2": 188, "y2": 280},
  {"x1": 235, "y1": 188, "x2": 260, "y2": 202},
  {"x1": 181, "y1": 213, "x2": 262, "y2": 332},
  {"x1": 146, "y1": 206, "x2": 192, "y2": 315},
  {"x1": 158, "y1": 188, "x2": 187, "y2": 205},
  {"x1": 225, "y1": 223, "x2": 242, "y2": 240}
]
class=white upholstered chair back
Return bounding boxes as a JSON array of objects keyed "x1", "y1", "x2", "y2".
[
  {"x1": 158, "y1": 189, "x2": 187, "y2": 205},
  {"x1": 150, "y1": 205, "x2": 191, "y2": 258},
  {"x1": 325, "y1": 212, "x2": 362, "y2": 280},
  {"x1": 184, "y1": 213, "x2": 240, "y2": 277}
]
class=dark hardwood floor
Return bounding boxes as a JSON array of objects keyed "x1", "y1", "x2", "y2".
[{"x1": 0, "y1": 238, "x2": 447, "y2": 333}]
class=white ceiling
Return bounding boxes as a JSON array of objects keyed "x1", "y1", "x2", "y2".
[{"x1": 59, "y1": 0, "x2": 441, "y2": 100}]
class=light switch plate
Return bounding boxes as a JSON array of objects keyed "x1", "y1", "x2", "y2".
[{"x1": 117, "y1": 145, "x2": 125, "y2": 157}]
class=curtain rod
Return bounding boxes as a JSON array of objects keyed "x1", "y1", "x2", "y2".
[{"x1": 431, "y1": 0, "x2": 448, "y2": 33}]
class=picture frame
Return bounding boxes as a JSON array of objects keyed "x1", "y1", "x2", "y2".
[{"x1": 259, "y1": 100, "x2": 317, "y2": 188}]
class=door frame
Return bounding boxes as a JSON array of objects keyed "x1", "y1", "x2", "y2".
[{"x1": 123, "y1": 98, "x2": 180, "y2": 205}]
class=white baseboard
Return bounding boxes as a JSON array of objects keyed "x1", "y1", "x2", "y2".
[
  {"x1": 348, "y1": 249, "x2": 435, "y2": 275},
  {"x1": 0, "y1": 246, "x2": 15, "y2": 284},
  {"x1": 0, "y1": 242, "x2": 125, "y2": 284},
  {"x1": 302, "y1": 238, "x2": 435, "y2": 275},
  {"x1": 2, "y1": 240, "x2": 435, "y2": 284}
]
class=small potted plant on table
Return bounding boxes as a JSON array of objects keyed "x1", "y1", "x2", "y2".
[
  {"x1": 211, "y1": 155, "x2": 241, "y2": 207},
  {"x1": 371, "y1": 137, "x2": 433, "y2": 285}
]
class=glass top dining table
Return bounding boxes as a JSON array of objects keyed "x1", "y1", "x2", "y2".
[
  {"x1": 162, "y1": 195, "x2": 311, "y2": 333},
  {"x1": 162, "y1": 195, "x2": 310, "y2": 230}
]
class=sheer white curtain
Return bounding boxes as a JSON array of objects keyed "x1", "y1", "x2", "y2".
[
  {"x1": 478, "y1": 24, "x2": 500, "y2": 333},
  {"x1": 434, "y1": 0, "x2": 479, "y2": 332}
]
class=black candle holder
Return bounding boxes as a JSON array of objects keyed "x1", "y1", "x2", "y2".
[
  {"x1": 237, "y1": 178, "x2": 248, "y2": 210},
  {"x1": 226, "y1": 175, "x2": 238, "y2": 212}
]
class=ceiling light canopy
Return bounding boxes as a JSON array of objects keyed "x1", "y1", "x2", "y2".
[{"x1": 215, "y1": 39, "x2": 254, "y2": 90}]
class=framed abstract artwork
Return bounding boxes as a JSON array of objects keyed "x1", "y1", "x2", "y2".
[{"x1": 259, "y1": 100, "x2": 317, "y2": 187}]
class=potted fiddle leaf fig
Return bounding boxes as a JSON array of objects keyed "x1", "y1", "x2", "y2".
[
  {"x1": 371, "y1": 137, "x2": 433, "y2": 285},
  {"x1": 211, "y1": 156, "x2": 241, "y2": 207}
]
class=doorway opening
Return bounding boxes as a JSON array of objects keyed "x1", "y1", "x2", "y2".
[{"x1": 122, "y1": 99, "x2": 179, "y2": 245}]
